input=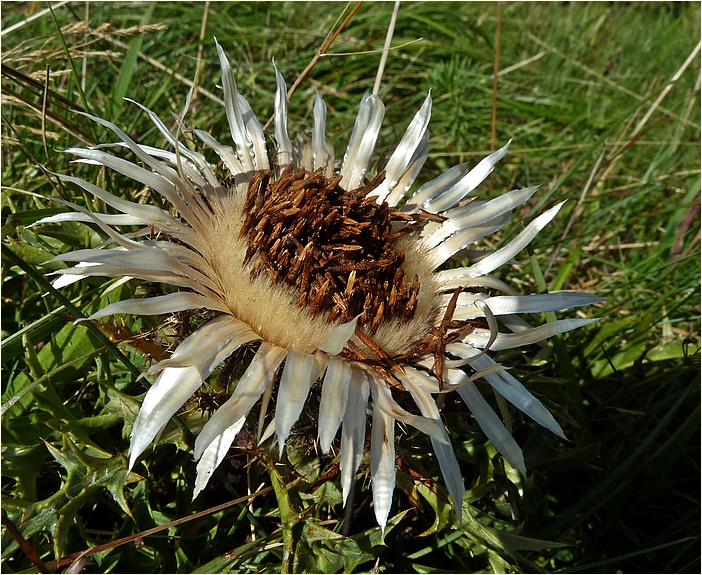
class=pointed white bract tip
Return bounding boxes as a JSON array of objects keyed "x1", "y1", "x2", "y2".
[
  {"x1": 422, "y1": 90, "x2": 432, "y2": 108},
  {"x1": 192, "y1": 456, "x2": 216, "y2": 501},
  {"x1": 259, "y1": 419, "x2": 277, "y2": 445},
  {"x1": 319, "y1": 314, "x2": 360, "y2": 355},
  {"x1": 192, "y1": 469, "x2": 210, "y2": 502},
  {"x1": 542, "y1": 199, "x2": 567, "y2": 223}
]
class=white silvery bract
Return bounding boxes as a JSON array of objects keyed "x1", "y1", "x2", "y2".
[{"x1": 38, "y1": 40, "x2": 602, "y2": 530}]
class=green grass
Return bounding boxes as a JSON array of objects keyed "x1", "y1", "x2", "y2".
[{"x1": 2, "y1": 1, "x2": 700, "y2": 573}]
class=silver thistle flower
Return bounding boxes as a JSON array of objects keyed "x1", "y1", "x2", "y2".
[{"x1": 38, "y1": 40, "x2": 602, "y2": 530}]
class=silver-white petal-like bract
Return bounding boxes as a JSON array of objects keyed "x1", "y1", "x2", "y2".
[
  {"x1": 458, "y1": 201, "x2": 566, "y2": 278},
  {"x1": 276, "y1": 349, "x2": 317, "y2": 457},
  {"x1": 318, "y1": 357, "x2": 353, "y2": 454},
  {"x1": 401, "y1": 371, "x2": 465, "y2": 524},
  {"x1": 340, "y1": 92, "x2": 385, "y2": 190},
  {"x1": 215, "y1": 38, "x2": 259, "y2": 173},
  {"x1": 456, "y1": 380, "x2": 527, "y2": 475},
  {"x1": 370, "y1": 401, "x2": 395, "y2": 531},
  {"x1": 193, "y1": 342, "x2": 287, "y2": 461},
  {"x1": 340, "y1": 369, "x2": 370, "y2": 506},
  {"x1": 463, "y1": 318, "x2": 599, "y2": 351},
  {"x1": 129, "y1": 315, "x2": 260, "y2": 469},
  {"x1": 194, "y1": 416, "x2": 247, "y2": 499},
  {"x1": 372, "y1": 93, "x2": 432, "y2": 205},
  {"x1": 422, "y1": 141, "x2": 512, "y2": 213},
  {"x1": 424, "y1": 186, "x2": 540, "y2": 249},
  {"x1": 273, "y1": 65, "x2": 293, "y2": 169},
  {"x1": 81, "y1": 292, "x2": 229, "y2": 321}
]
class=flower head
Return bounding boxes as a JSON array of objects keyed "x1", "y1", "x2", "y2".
[{"x1": 40, "y1": 40, "x2": 602, "y2": 529}]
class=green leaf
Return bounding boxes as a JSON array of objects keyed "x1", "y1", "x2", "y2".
[
  {"x1": 415, "y1": 481, "x2": 453, "y2": 536},
  {"x1": 2, "y1": 207, "x2": 68, "y2": 236},
  {"x1": 0, "y1": 444, "x2": 47, "y2": 501},
  {"x1": 286, "y1": 441, "x2": 323, "y2": 484},
  {"x1": 43, "y1": 433, "x2": 138, "y2": 515},
  {"x1": 3, "y1": 322, "x2": 103, "y2": 416},
  {"x1": 458, "y1": 504, "x2": 567, "y2": 568},
  {"x1": 406, "y1": 529, "x2": 466, "y2": 561},
  {"x1": 582, "y1": 316, "x2": 638, "y2": 359},
  {"x1": 301, "y1": 520, "x2": 345, "y2": 542},
  {"x1": 646, "y1": 337, "x2": 693, "y2": 362},
  {"x1": 2, "y1": 432, "x2": 140, "y2": 559},
  {"x1": 411, "y1": 562, "x2": 468, "y2": 574},
  {"x1": 3, "y1": 236, "x2": 57, "y2": 266},
  {"x1": 1, "y1": 283, "x2": 107, "y2": 365},
  {"x1": 2, "y1": 346, "x2": 104, "y2": 418}
]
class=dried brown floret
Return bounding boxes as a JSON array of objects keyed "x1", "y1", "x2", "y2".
[{"x1": 239, "y1": 164, "x2": 432, "y2": 332}]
